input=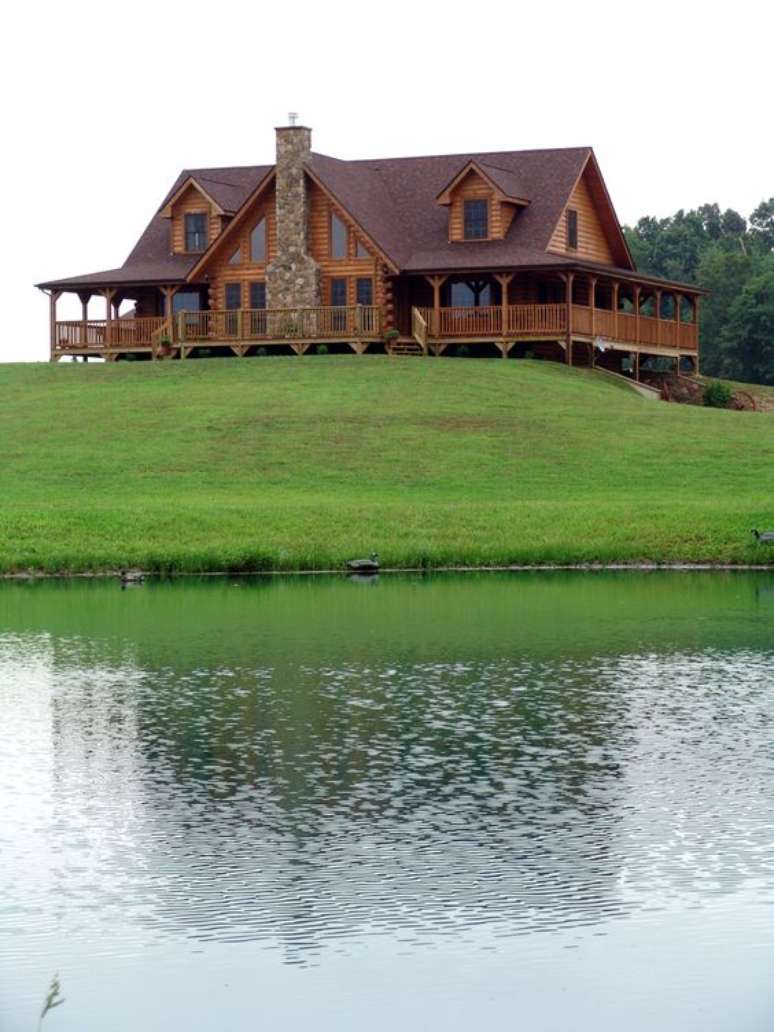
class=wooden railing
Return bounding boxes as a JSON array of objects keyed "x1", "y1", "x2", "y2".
[
  {"x1": 175, "y1": 305, "x2": 382, "y2": 343},
  {"x1": 411, "y1": 307, "x2": 428, "y2": 350},
  {"x1": 419, "y1": 303, "x2": 697, "y2": 351},
  {"x1": 56, "y1": 317, "x2": 166, "y2": 350},
  {"x1": 506, "y1": 304, "x2": 566, "y2": 335},
  {"x1": 439, "y1": 306, "x2": 502, "y2": 336}
]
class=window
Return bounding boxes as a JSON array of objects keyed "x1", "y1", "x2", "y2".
[
  {"x1": 185, "y1": 212, "x2": 208, "y2": 252},
  {"x1": 330, "y1": 278, "x2": 347, "y2": 331},
  {"x1": 356, "y1": 278, "x2": 373, "y2": 306},
  {"x1": 331, "y1": 212, "x2": 348, "y2": 258},
  {"x1": 249, "y1": 282, "x2": 266, "y2": 309},
  {"x1": 463, "y1": 199, "x2": 488, "y2": 240},
  {"x1": 225, "y1": 283, "x2": 241, "y2": 336},
  {"x1": 566, "y1": 209, "x2": 578, "y2": 250},
  {"x1": 450, "y1": 280, "x2": 491, "y2": 307},
  {"x1": 249, "y1": 282, "x2": 267, "y2": 335},
  {"x1": 250, "y1": 219, "x2": 266, "y2": 262},
  {"x1": 330, "y1": 278, "x2": 347, "y2": 306},
  {"x1": 172, "y1": 291, "x2": 201, "y2": 314},
  {"x1": 356, "y1": 240, "x2": 369, "y2": 258},
  {"x1": 227, "y1": 246, "x2": 241, "y2": 265}
]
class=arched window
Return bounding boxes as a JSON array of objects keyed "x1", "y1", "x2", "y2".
[{"x1": 250, "y1": 219, "x2": 266, "y2": 262}]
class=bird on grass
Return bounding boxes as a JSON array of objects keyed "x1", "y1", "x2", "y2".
[
  {"x1": 346, "y1": 552, "x2": 379, "y2": 574},
  {"x1": 119, "y1": 569, "x2": 145, "y2": 585},
  {"x1": 751, "y1": 529, "x2": 774, "y2": 543}
]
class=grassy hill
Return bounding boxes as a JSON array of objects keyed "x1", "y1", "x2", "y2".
[{"x1": 1, "y1": 356, "x2": 772, "y2": 573}]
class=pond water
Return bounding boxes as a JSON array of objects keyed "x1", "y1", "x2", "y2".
[{"x1": 1, "y1": 572, "x2": 773, "y2": 1031}]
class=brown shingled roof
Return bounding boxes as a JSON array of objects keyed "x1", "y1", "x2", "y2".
[
  {"x1": 37, "y1": 165, "x2": 270, "y2": 291},
  {"x1": 38, "y1": 147, "x2": 644, "y2": 292},
  {"x1": 307, "y1": 147, "x2": 594, "y2": 272}
]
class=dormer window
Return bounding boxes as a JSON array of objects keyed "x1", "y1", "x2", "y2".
[
  {"x1": 184, "y1": 212, "x2": 208, "y2": 252},
  {"x1": 566, "y1": 209, "x2": 578, "y2": 250},
  {"x1": 463, "y1": 199, "x2": 488, "y2": 240}
]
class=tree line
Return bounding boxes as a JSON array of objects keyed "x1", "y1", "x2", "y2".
[{"x1": 623, "y1": 199, "x2": 774, "y2": 385}]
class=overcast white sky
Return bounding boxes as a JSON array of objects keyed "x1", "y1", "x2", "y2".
[{"x1": 2, "y1": 0, "x2": 771, "y2": 362}]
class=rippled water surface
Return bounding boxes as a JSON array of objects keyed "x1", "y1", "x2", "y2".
[{"x1": 2, "y1": 572, "x2": 773, "y2": 1031}]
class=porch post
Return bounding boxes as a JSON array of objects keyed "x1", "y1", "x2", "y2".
[
  {"x1": 693, "y1": 295, "x2": 701, "y2": 369},
  {"x1": 48, "y1": 289, "x2": 62, "y2": 362},
  {"x1": 104, "y1": 287, "x2": 116, "y2": 349},
  {"x1": 655, "y1": 289, "x2": 662, "y2": 347},
  {"x1": 566, "y1": 272, "x2": 574, "y2": 365},
  {"x1": 494, "y1": 272, "x2": 513, "y2": 345},
  {"x1": 589, "y1": 275, "x2": 597, "y2": 338},
  {"x1": 612, "y1": 281, "x2": 619, "y2": 340},
  {"x1": 634, "y1": 286, "x2": 641, "y2": 347},
  {"x1": 635, "y1": 350, "x2": 640, "y2": 382},
  {"x1": 78, "y1": 292, "x2": 90, "y2": 351},
  {"x1": 425, "y1": 275, "x2": 447, "y2": 339}
]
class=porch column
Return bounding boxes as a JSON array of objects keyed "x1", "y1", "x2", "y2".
[
  {"x1": 48, "y1": 289, "x2": 62, "y2": 362},
  {"x1": 78, "y1": 292, "x2": 91, "y2": 352},
  {"x1": 635, "y1": 351, "x2": 640, "y2": 382},
  {"x1": 634, "y1": 286, "x2": 641, "y2": 347},
  {"x1": 494, "y1": 273, "x2": 513, "y2": 345},
  {"x1": 104, "y1": 287, "x2": 116, "y2": 348},
  {"x1": 589, "y1": 275, "x2": 597, "y2": 338},
  {"x1": 612, "y1": 281, "x2": 619, "y2": 340},
  {"x1": 565, "y1": 272, "x2": 575, "y2": 365},
  {"x1": 425, "y1": 275, "x2": 447, "y2": 339},
  {"x1": 655, "y1": 289, "x2": 662, "y2": 346}
]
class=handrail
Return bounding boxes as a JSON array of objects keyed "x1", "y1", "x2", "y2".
[
  {"x1": 173, "y1": 305, "x2": 382, "y2": 343},
  {"x1": 55, "y1": 317, "x2": 165, "y2": 350},
  {"x1": 411, "y1": 307, "x2": 428, "y2": 351}
]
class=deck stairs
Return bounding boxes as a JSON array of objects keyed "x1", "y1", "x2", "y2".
[{"x1": 390, "y1": 339, "x2": 425, "y2": 357}]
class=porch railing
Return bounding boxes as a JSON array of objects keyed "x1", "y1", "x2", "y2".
[
  {"x1": 175, "y1": 305, "x2": 382, "y2": 343},
  {"x1": 56, "y1": 317, "x2": 166, "y2": 350},
  {"x1": 413, "y1": 303, "x2": 697, "y2": 350}
]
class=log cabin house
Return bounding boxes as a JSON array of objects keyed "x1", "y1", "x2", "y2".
[{"x1": 37, "y1": 122, "x2": 704, "y2": 376}]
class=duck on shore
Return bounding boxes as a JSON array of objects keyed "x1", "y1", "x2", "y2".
[
  {"x1": 752, "y1": 529, "x2": 774, "y2": 543},
  {"x1": 119, "y1": 569, "x2": 145, "y2": 585},
  {"x1": 346, "y1": 552, "x2": 379, "y2": 574}
]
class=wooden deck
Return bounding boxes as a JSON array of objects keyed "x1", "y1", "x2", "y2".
[
  {"x1": 413, "y1": 304, "x2": 698, "y2": 353},
  {"x1": 53, "y1": 305, "x2": 383, "y2": 359},
  {"x1": 52, "y1": 300, "x2": 698, "y2": 361}
]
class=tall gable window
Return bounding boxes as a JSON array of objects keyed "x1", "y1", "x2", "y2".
[
  {"x1": 331, "y1": 213, "x2": 348, "y2": 258},
  {"x1": 227, "y1": 246, "x2": 241, "y2": 265},
  {"x1": 566, "y1": 209, "x2": 578, "y2": 250},
  {"x1": 185, "y1": 212, "x2": 208, "y2": 252},
  {"x1": 463, "y1": 199, "x2": 488, "y2": 240},
  {"x1": 250, "y1": 219, "x2": 266, "y2": 262},
  {"x1": 356, "y1": 240, "x2": 370, "y2": 258}
]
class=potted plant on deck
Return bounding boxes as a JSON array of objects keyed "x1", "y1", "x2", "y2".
[
  {"x1": 383, "y1": 328, "x2": 400, "y2": 351},
  {"x1": 157, "y1": 334, "x2": 173, "y2": 359}
]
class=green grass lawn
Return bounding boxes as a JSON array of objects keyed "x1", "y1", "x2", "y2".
[{"x1": 1, "y1": 355, "x2": 772, "y2": 573}]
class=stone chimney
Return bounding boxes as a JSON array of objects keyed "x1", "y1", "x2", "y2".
[{"x1": 267, "y1": 124, "x2": 320, "y2": 308}]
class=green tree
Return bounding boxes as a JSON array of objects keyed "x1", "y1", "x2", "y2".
[
  {"x1": 749, "y1": 198, "x2": 774, "y2": 254},
  {"x1": 718, "y1": 258, "x2": 774, "y2": 384}
]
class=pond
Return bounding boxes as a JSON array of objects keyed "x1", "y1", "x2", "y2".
[{"x1": 1, "y1": 572, "x2": 773, "y2": 1031}]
